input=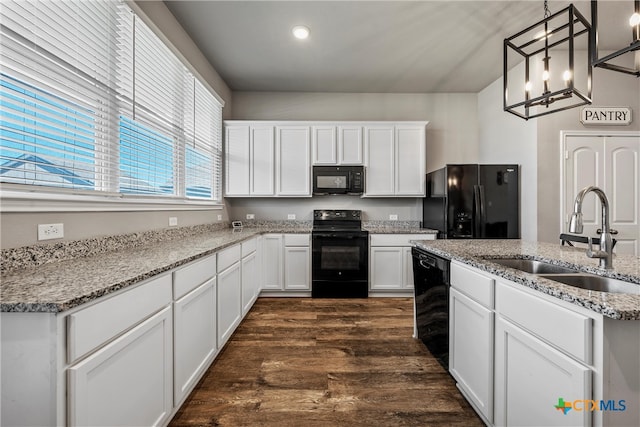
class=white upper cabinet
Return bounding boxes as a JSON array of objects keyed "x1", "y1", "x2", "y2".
[
  {"x1": 395, "y1": 124, "x2": 426, "y2": 196},
  {"x1": 312, "y1": 125, "x2": 337, "y2": 164},
  {"x1": 338, "y1": 125, "x2": 364, "y2": 164},
  {"x1": 276, "y1": 126, "x2": 311, "y2": 196},
  {"x1": 312, "y1": 125, "x2": 363, "y2": 165},
  {"x1": 225, "y1": 124, "x2": 274, "y2": 197},
  {"x1": 364, "y1": 123, "x2": 427, "y2": 197},
  {"x1": 225, "y1": 121, "x2": 426, "y2": 198}
]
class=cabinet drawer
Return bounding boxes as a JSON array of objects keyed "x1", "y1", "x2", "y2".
[
  {"x1": 450, "y1": 262, "x2": 494, "y2": 308},
  {"x1": 496, "y1": 281, "x2": 592, "y2": 363},
  {"x1": 370, "y1": 234, "x2": 427, "y2": 246},
  {"x1": 67, "y1": 274, "x2": 172, "y2": 364},
  {"x1": 284, "y1": 233, "x2": 309, "y2": 246},
  {"x1": 241, "y1": 237, "x2": 257, "y2": 257},
  {"x1": 217, "y1": 244, "x2": 241, "y2": 272},
  {"x1": 173, "y1": 254, "x2": 216, "y2": 299}
]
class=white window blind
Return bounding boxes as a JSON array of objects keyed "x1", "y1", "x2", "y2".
[{"x1": 0, "y1": 0, "x2": 223, "y2": 203}]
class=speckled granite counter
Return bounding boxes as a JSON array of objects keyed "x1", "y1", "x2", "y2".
[
  {"x1": 1, "y1": 224, "x2": 311, "y2": 313},
  {"x1": 412, "y1": 239, "x2": 640, "y2": 320},
  {"x1": 361, "y1": 220, "x2": 437, "y2": 235}
]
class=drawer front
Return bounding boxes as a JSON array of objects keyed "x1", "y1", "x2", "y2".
[
  {"x1": 370, "y1": 234, "x2": 427, "y2": 247},
  {"x1": 217, "y1": 244, "x2": 241, "y2": 272},
  {"x1": 241, "y1": 237, "x2": 258, "y2": 257},
  {"x1": 173, "y1": 254, "x2": 216, "y2": 299},
  {"x1": 450, "y1": 262, "x2": 494, "y2": 308},
  {"x1": 67, "y1": 274, "x2": 172, "y2": 364},
  {"x1": 496, "y1": 281, "x2": 592, "y2": 363},
  {"x1": 283, "y1": 233, "x2": 310, "y2": 247}
]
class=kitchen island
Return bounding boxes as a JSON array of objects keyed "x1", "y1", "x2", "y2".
[{"x1": 412, "y1": 239, "x2": 639, "y2": 427}]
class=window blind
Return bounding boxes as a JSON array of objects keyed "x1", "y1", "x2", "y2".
[{"x1": 0, "y1": 0, "x2": 223, "y2": 203}]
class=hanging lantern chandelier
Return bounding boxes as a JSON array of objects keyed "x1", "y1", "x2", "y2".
[
  {"x1": 503, "y1": 1, "x2": 592, "y2": 120},
  {"x1": 591, "y1": 0, "x2": 640, "y2": 76}
]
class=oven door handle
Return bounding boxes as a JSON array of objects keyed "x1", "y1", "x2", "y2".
[{"x1": 313, "y1": 233, "x2": 363, "y2": 239}]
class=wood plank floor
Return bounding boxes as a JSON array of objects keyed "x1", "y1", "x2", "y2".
[{"x1": 169, "y1": 297, "x2": 483, "y2": 426}]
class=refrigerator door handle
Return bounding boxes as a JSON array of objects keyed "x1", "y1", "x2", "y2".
[{"x1": 474, "y1": 185, "x2": 486, "y2": 238}]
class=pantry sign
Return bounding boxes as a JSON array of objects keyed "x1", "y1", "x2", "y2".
[{"x1": 581, "y1": 107, "x2": 632, "y2": 126}]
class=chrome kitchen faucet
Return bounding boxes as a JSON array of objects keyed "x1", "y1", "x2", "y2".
[{"x1": 568, "y1": 186, "x2": 615, "y2": 269}]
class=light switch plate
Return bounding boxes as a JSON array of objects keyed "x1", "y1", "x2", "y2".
[
  {"x1": 246, "y1": 214, "x2": 255, "y2": 219},
  {"x1": 389, "y1": 214, "x2": 398, "y2": 220},
  {"x1": 169, "y1": 217, "x2": 178, "y2": 226},
  {"x1": 288, "y1": 214, "x2": 296, "y2": 220}
]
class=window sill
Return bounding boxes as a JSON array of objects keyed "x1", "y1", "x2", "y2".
[{"x1": 0, "y1": 187, "x2": 223, "y2": 212}]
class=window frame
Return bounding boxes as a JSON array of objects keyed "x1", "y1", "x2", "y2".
[{"x1": 0, "y1": 1, "x2": 225, "y2": 212}]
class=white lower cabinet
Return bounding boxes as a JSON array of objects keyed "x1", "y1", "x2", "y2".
[
  {"x1": 449, "y1": 287, "x2": 494, "y2": 424},
  {"x1": 494, "y1": 316, "x2": 591, "y2": 427},
  {"x1": 369, "y1": 234, "x2": 434, "y2": 292},
  {"x1": 261, "y1": 234, "x2": 284, "y2": 290},
  {"x1": 217, "y1": 246, "x2": 242, "y2": 347},
  {"x1": 284, "y1": 234, "x2": 310, "y2": 291},
  {"x1": 173, "y1": 278, "x2": 217, "y2": 404},
  {"x1": 67, "y1": 306, "x2": 173, "y2": 427},
  {"x1": 261, "y1": 233, "x2": 311, "y2": 294},
  {"x1": 241, "y1": 251, "x2": 258, "y2": 314}
]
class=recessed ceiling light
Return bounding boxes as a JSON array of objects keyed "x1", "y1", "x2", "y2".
[{"x1": 292, "y1": 25, "x2": 309, "y2": 40}]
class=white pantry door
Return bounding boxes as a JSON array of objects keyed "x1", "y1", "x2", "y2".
[{"x1": 563, "y1": 132, "x2": 640, "y2": 255}]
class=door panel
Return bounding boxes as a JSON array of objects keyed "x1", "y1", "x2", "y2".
[
  {"x1": 563, "y1": 133, "x2": 639, "y2": 255},
  {"x1": 606, "y1": 136, "x2": 639, "y2": 255}
]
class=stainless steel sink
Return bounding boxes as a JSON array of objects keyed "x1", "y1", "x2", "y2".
[
  {"x1": 490, "y1": 258, "x2": 580, "y2": 275},
  {"x1": 539, "y1": 274, "x2": 640, "y2": 295}
]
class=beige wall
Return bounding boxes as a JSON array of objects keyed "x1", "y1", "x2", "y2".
[{"x1": 1, "y1": 1, "x2": 233, "y2": 249}]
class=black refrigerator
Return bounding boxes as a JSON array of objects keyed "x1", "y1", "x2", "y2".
[{"x1": 422, "y1": 164, "x2": 520, "y2": 239}]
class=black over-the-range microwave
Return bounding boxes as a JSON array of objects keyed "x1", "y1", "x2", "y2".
[{"x1": 312, "y1": 166, "x2": 365, "y2": 195}]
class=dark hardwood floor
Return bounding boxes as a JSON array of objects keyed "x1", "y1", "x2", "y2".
[{"x1": 169, "y1": 297, "x2": 483, "y2": 426}]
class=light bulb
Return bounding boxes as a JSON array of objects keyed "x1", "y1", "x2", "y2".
[
  {"x1": 542, "y1": 70, "x2": 550, "y2": 81},
  {"x1": 630, "y1": 12, "x2": 640, "y2": 27},
  {"x1": 292, "y1": 25, "x2": 310, "y2": 40},
  {"x1": 525, "y1": 81, "x2": 533, "y2": 92},
  {"x1": 562, "y1": 70, "x2": 572, "y2": 81}
]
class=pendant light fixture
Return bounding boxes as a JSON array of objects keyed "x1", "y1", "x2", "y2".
[
  {"x1": 591, "y1": 0, "x2": 640, "y2": 76},
  {"x1": 504, "y1": 1, "x2": 592, "y2": 120}
]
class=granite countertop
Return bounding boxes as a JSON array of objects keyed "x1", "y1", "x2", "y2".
[
  {"x1": 412, "y1": 239, "x2": 640, "y2": 320},
  {"x1": 0, "y1": 224, "x2": 310, "y2": 313},
  {"x1": 1, "y1": 221, "x2": 435, "y2": 314},
  {"x1": 362, "y1": 220, "x2": 438, "y2": 234}
]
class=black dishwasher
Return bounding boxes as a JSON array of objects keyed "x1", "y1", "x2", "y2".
[{"x1": 411, "y1": 247, "x2": 450, "y2": 370}]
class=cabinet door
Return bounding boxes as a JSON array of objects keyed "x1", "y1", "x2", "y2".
[
  {"x1": 395, "y1": 125, "x2": 426, "y2": 196},
  {"x1": 284, "y1": 246, "x2": 310, "y2": 290},
  {"x1": 262, "y1": 234, "x2": 283, "y2": 290},
  {"x1": 370, "y1": 246, "x2": 403, "y2": 290},
  {"x1": 241, "y1": 251, "x2": 258, "y2": 315},
  {"x1": 449, "y1": 288, "x2": 493, "y2": 423},
  {"x1": 217, "y1": 262, "x2": 242, "y2": 347},
  {"x1": 276, "y1": 126, "x2": 311, "y2": 196},
  {"x1": 174, "y1": 278, "x2": 217, "y2": 404},
  {"x1": 364, "y1": 126, "x2": 395, "y2": 196},
  {"x1": 68, "y1": 307, "x2": 172, "y2": 427},
  {"x1": 494, "y1": 317, "x2": 591, "y2": 427},
  {"x1": 250, "y1": 126, "x2": 275, "y2": 195},
  {"x1": 312, "y1": 125, "x2": 337, "y2": 164},
  {"x1": 338, "y1": 125, "x2": 363, "y2": 164},
  {"x1": 225, "y1": 125, "x2": 250, "y2": 196},
  {"x1": 402, "y1": 247, "x2": 414, "y2": 289}
]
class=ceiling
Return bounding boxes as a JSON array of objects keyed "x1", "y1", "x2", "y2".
[{"x1": 164, "y1": 1, "x2": 635, "y2": 93}]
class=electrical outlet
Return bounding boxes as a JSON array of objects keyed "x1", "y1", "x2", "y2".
[
  {"x1": 287, "y1": 214, "x2": 296, "y2": 220},
  {"x1": 217, "y1": 214, "x2": 223, "y2": 221},
  {"x1": 38, "y1": 223, "x2": 64, "y2": 241},
  {"x1": 246, "y1": 213, "x2": 255, "y2": 220},
  {"x1": 389, "y1": 214, "x2": 398, "y2": 220},
  {"x1": 169, "y1": 217, "x2": 178, "y2": 226}
]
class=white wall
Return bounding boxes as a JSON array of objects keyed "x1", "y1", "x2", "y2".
[
  {"x1": 477, "y1": 77, "x2": 538, "y2": 241},
  {"x1": 228, "y1": 92, "x2": 480, "y2": 224}
]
